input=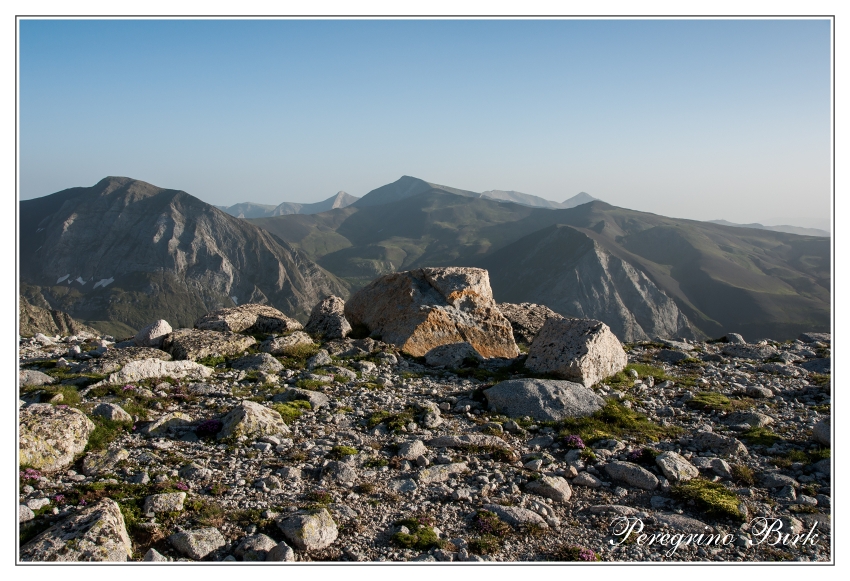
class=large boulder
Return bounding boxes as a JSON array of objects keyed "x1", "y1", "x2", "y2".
[
  {"x1": 497, "y1": 302, "x2": 563, "y2": 345},
  {"x1": 19, "y1": 404, "x2": 95, "y2": 473},
  {"x1": 106, "y1": 358, "x2": 213, "y2": 383},
  {"x1": 20, "y1": 499, "x2": 132, "y2": 561},
  {"x1": 218, "y1": 401, "x2": 290, "y2": 440},
  {"x1": 525, "y1": 475, "x2": 573, "y2": 503},
  {"x1": 655, "y1": 451, "x2": 699, "y2": 482},
  {"x1": 344, "y1": 267, "x2": 519, "y2": 358},
  {"x1": 77, "y1": 346, "x2": 172, "y2": 375},
  {"x1": 525, "y1": 318, "x2": 627, "y2": 387},
  {"x1": 134, "y1": 319, "x2": 172, "y2": 348},
  {"x1": 813, "y1": 417, "x2": 830, "y2": 446},
  {"x1": 169, "y1": 527, "x2": 225, "y2": 560},
  {"x1": 260, "y1": 331, "x2": 315, "y2": 356},
  {"x1": 162, "y1": 329, "x2": 256, "y2": 361},
  {"x1": 305, "y1": 295, "x2": 351, "y2": 340},
  {"x1": 483, "y1": 378, "x2": 605, "y2": 421},
  {"x1": 230, "y1": 352, "x2": 284, "y2": 373},
  {"x1": 277, "y1": 508, "x2": 338, "y2": 551},
  {"x1": 721, "y1": 344, "x2": 778, "y2": 360},
  {"x1": 19, "y1": 369, "x2": 55, "y2": 387},
  {"x1": 194, "y1": 304, "x2": 302, "y2": 335},
  {"x1": 424, "y1": 342, "x2": 483, "y2": 368},
  {"x1": 604, "y1": 461, "x2": 659, "y2": 490}
]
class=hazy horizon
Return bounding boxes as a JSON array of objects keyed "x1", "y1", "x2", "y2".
[{"x1": 19, "y1": 19, "x2": 832, "y2": 231}]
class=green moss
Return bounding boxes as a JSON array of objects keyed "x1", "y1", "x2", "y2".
[
  {"x1": 363, "y1": 457, "x2": 388, "y2": 468},
  {"x1": 686, "y1": 392, "x2": 753, "y2": 412},
  {"x1": 391, "y1": 516, "x2": 444, "y2": 551},
  {"x1": 672, "y1": 478, "x2": 745, "y2": 520},
  {"x1": 606, "y1": 363, "x2": 671, "y2": 389},
  {"x1": 558, "y1": 399, "x2": 682, "y2": 444},
  {"x1": 741, "y1": 426, "x2": 781, "y2": 446},
  {"x1": 366, "y1": 407, "x2": 416, "y2": 432},
  {"x1": 272, "y1": 400, "x2": 312, "y2": 423},
  {"x1": 85, "y1": 416, "x2": 132, "y2": 452},
  {"x1": 731, "y1": 464, "x2": 755, "y2": 485},
  {"x1": 295, "y1": 379, "x2": 328, "y2": 390},
  {"x1": 329, "y1": 445, "x2": 358, "y2": 459}
]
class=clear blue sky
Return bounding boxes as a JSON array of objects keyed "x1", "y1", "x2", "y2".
[{"x1": 19, "y1": 19, "x2": 831, "y2": 229}]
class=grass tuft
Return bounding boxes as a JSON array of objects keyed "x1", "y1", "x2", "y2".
[{"x1": 672, "y1": 478, "x2": 745, "y2": 520}]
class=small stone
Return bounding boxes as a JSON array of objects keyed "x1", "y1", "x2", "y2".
[
  {"x1": 234, "y1": 533, "x2": 278, "y2": 561},
  {"x1": 20, "y1": 505, "x2": 35, "y2": 522},
  {"x1": 266, "y1": 541, "x2": 296, "y2": 561},
  {"x1": 143, "y1": 492, "x2": 187, "y2": 515},
  {"x1": 525, "y1": 475, "x2": 572, "y2": 503},
  {"x1": 277, "y1": 508, "x2": 338, "y2": 551},
  {"x1": 92, "y1": 403, "x2": 133, "y2": 423},
  {"x1": 169, "y1": 527, "x2": 226, "y2": 560},
  {"x1": 397, "y1": 439, "x2": 427, "y2": 460},
  {"x1": 655, "y1": 451, "x2": 699, "y2": 482},
  {"x1": 143, "y1": 548, "x2": 169, "y2": 561},
  {"x1": 813, "y1": 417, "x2": 830, "y2": 446},
  {"x1": 604, "y1": 461, "x2": 659, "y2": 490}
]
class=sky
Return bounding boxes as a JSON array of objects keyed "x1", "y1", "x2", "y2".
[{"x1": 18, "y1": 18, "x2": 832, "y2": 230}]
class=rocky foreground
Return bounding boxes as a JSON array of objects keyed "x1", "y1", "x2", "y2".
[{"x1": 18, "y1": 268, "x2": 832, "y2": 563}]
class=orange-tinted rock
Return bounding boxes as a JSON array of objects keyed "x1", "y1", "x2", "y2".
[{"x1": 344, "y1": 267, "x2": 518, "y2": 358}]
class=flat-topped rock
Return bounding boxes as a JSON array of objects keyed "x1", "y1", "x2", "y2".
[
  {"x1": 162, "y1": 328, "x2": 256, "y2": 361},
  {"x1": 484, "y1": 378, "x2": 604, "y2": 421},
  {"x1": 344, "y1": 267, "x2": 519, "y2": 358},
  {"x1": 195, "y1": 303, "x2": 302, "y2": 335}
]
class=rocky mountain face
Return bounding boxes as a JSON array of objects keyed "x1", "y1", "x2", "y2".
[
  {"x1": 19, "y1": 296, "x2": 98, "y2": 338},
  {"x1": 218, "y1": 192, "x2": 360, "y2": 219},
  {"x1": 480, "y1": 225, "x2": 696, "y2": 342},
  {"x1": 480, "y1": 190, "x2": 598, "y2": 209},
  {"x1": 20, "y1": 177, "x2": 347, "y2": 335}
]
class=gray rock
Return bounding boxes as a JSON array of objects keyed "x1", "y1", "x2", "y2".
[
  {"x1": 306, "y1": 349, "x2": 332, "y2": 369},
  {"x1": 305, "y1": 295, "x2": 351, "y2": 340},
  {"x1": 655, "y1": 451, "x2": 699, "y2": 482},
  {"x1": 162, "y1": 328, "x2": 257, "y2": 362},
  {"x1": 689, "y1": 430, "x2": 748, "y2": 456},
  {"x1": 722, "y1": 411, "x2": 774, "y2": 429},
  {"x1": 107, "y1": 358, "x2": 212, "y2": 383},
  {"x1": 20, "y1": 505, "x2": 35, "y2": 522},
  {"x1": 760, "y1": 472, "x2": 799, "y2": 489},
  {"x1": 277, "y1": 508, "x2": 338, "y2": 551},
  {"x1": 235, "y1": 533, "x2": 278, "y2": 561},
  {"x1": 497, "y1": 302, "x2": 563, "y2": 345},
  {"x1": 799, "y1": 358, "x2": 830, "y2": 374},
  {"x1": 82, "y1": 448, "x2": 130, "y2": 476},
  {"x1": 260, "y1": 331, "x2": 315, "y2": 356},
  {"x1": 710, "y1": 458, "x2": 734, "y2": 479},
  {"x1": 92, "y1": 403, "x2": 133, "y2": 423},
  {"x1": 20, "y1": 499, "x2": 132, "y2": 561},
  {"x1": 323, "y1": 461, "x2": 357, "y2": 485},
  {"x1": 397, "y1": 439, "x2": 428, "y2": 460},
  {"x1": 525, "y1": 318, "x2": 627, "y2": 387},
  {"x1": 482, "y1": 504, "x2": 547, "y2": 528},
  {"x1": 218, "y1": 401, "x2": 290, "y2": 440},
  {"x1": 654, "y1": 513, "x2": 714, "y2": 533},
  {"x1": 725, "y1": 333, "x2": 746, "y2": 344},
  {"x1": 604, "y1": 461, "x2": 659, "y2": 490},
  {"x1": 813, "y1": 417, "x2": 830, "y2": 446},
  {"x1": 169, "y1": 527, "x2": 226, "y2": 560},
  {"x1": 388, "y1": 478, "x2": 419, "y2": 493},
  {"x1": 134, "y1": 319, "x2": 172, "y2": 348},
  {"x1": 525, "y1": 475, "x2": 572, "y2": 502},
  {"x1": 231, "y1": 352, "x2": 283, "y2": 373},
  {"x1": 179, "y1": 462, "x2": 213, "y2": 480},
  {"x1": 483, "y1": 378, "x2": 605, "y2": 421},
  {"x1": 266, "y1": 541, "x2": 296, "y2": 561},
  {"x1": 417, "y1": 462, "x2": 468, "y2": 484},
  {"x1": 195, "y1": 304, "x2": 302, "y2": 335},
  {"x1": 424, "y1": 342, "x2": 483, "y2": 369},
  {"x1": 145, "y1": 412, "x2": 194, "y2": 437},
  {"x1": 272, "y1": 388, "x2": 330, "y2": 410},
  {"x1": 19, "y1": 404, "x2": 95, "y2": 473},
  {"x1": 655, "y1": 349, "x2": 690, "y2": 363},
  {"x1": 722, "y1": 344, "x2": 778, "y2": 360},
  {"x1": 572, "y1": 472, "x2": 602, "y2": 488},
  {"x1": 19, "y1": 369, "x2": 55, "y2": 386},
  {"x1": 745, "y1": 385, "x2": 774, "y2": 399},
  {"x1": 143, "y1": 548, "x2": 169, "y2": 562},
  {"x1": 143, "y1": 492, "x2": 187, "y2": 514},
  {"x1": 427, "y1": 435, "x2": 514, "y2": 458},
  {"x1": 584, "y1": 505, "x2": 638, "y2": 516}
]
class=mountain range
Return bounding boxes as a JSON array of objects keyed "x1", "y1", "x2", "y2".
[
  {"x1": 218, "y1": 191, "x2": 359, "y2": 218},
  {"x1": 707, "y1": 219, "x2": 830, "y2": 238},
  {"x1": 19, "y1": 175, "x2": 830, "y2": 341}
]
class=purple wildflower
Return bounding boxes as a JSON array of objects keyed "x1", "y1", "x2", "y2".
[
  {"x1": 53, "y1": 494, "x2": 65, "y2": 505},
  {"x1": 627, "y1": 449, "x2": 644, "y2": 462},
  {"x1": 56, "y1": 404, "x2": 68, "y2": 409},
  {"x1": 20, "y1": 468, "x2": 42, "y2": 480},
  {"x1": 578, "y1": 548, "x2": 597, "y2": 561},
  {"x1": 175, "y1": 482, "x2": 189, "y2": 491},
  {"x1": 563, "y1": 435, "x2": 585, "y2": 450},
  {"x1": 79, "y1": 499, "x2": 87, "y2": 506},
  {"x1": 122, "y1": 385, "x2": 135, "y2": 391}
]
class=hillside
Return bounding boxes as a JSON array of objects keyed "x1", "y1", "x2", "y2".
[
  {"x1": 248, "y1": 182, "x2": 829, "y2": 340},
  {"x1": 20, "y1": 177, "x2": 348, "y2": 334},
  {"x1": 219, "y1": 191, "x2": 359, "y2": 218}
]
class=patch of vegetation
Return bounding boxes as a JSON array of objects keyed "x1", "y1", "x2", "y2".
[
  {"x1": 551, "y1": 545, "x2": 602, "y2": 561},
  {"x1": 606, "y1": 363, "x2": 671, "y2": 390},
  {"x1": 810, "y1": 404, "x2": 830, "y2": 414},
  {"x1": 740, "y1": 426, "x2": 781, "y2": 446},
  {"x1": 42, "y1": 367, "x2": 106, "y2": 387},
  {"x1": 306, "y1": 489, "x2": 333, "y2": 506},
  {"x1": 731, "y1": 464, "x2": 755, "y2": 486},
  {"x1": 809, "y1": 374, "x2": 831, "y2": 387},
  {"x1": 197, "y1": 355, "x2": 228, "y2": 368},
  {"x1": 686, "y1": 392, "x2": 753, "y2": 412},
  {"x1": 329, "y1": 445, "x2": 358, "y2": 460},
  {"x1": 676, "y1": 357, "x2": 706, "y2": 368},
  {"x1": 363, "y1": 456, "x2": 389, "y2": 468},
  {"x1": 672, "y1": 478, "x2": 745, "y2": 520},
  {"x1": 295, "y1": 379, "x2": 329, "y2": 390},
  {"x1": 84, "y1": 416, "x2": 132, "y2": 452},
  {"x1": 557, "y1": 399, "x2": 682, "y2": 444},
  {"x1": 391, "y1": 515, "x2": 444, "y2": 551},
  {"x1": 272, "y1": 400, "x2": 312, "y2": 423},
  {"x1": 467, "y1": 510, "x2": 512, "y2": 555},
  {"x1": 366, "y1": 407, "x2": 416, "y2": 432},
  {"x1": 277, "y1": 343, "x2": 321, "y2": 369}
]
